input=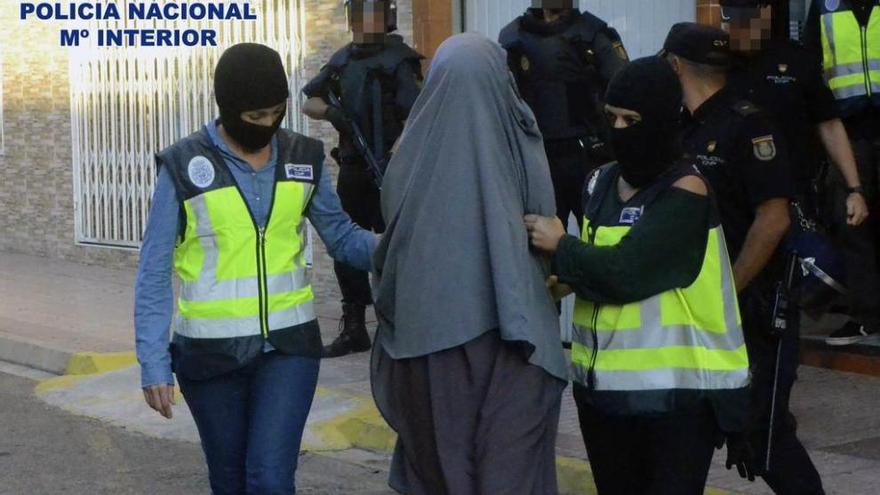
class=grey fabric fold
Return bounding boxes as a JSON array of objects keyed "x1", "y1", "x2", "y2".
[{"x1": 372, "y1": 33, "x2": 567, "y2": 380}]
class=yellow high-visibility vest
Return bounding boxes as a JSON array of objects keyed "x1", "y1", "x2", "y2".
[
  {"x1": 819, "y1": 1, "x2": 880, "y2": 113},
  {"x1": 158, "y1": 127, "x2": 323, "y2": 378},
  {"x1": 570, "y1": 166, "x2": 749, "y2": 408}
]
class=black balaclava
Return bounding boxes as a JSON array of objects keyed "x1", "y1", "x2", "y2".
[
  {"x1": 604, "y1": 56, "x2": 683, "y2": 188},
  {"x1": 214, "y1": 43, "x2": 289, "y2": 152}
]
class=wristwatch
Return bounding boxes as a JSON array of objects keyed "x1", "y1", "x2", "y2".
[{"x1": 847, "y1": 185, "x2": 866, "y2": 196}]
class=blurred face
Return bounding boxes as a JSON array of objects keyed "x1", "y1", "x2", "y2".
[
  {"x1": 351, "y1": 1, "x2": 387, "y2": 44},
  {"x1": 604, "y1": 105, "x2": 643, "y2": 129},
  {"x1": 722, "y1": 6, "x2": 772, "y2": 53},
  {"x1": 240, "y1": 102, "x2": 286, "y2": 127}
]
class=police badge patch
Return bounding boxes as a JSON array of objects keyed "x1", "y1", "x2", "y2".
[
  {"x1": 520, "y1": 55, "x2": 530, "y2": 72},
  {"x1": 285, "y1": 163, "x2": 314, "y2": 181},
  {"x1": 825, "y1": 0, "x2": 840, "y2": 12},
  {"x1": 187, "y1": 156, "x2": 215, "y2": 188},
  {"x1": 752, "y1": 135, "x2": 777, "y2": 162}
]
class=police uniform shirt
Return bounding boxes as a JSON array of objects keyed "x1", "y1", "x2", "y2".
[
  {"x1": 682, "y1": 85, "x2": 794, "y2": 261},
  {"x1": 728, "y1": 40, "x2": 839, "y2": 186}
]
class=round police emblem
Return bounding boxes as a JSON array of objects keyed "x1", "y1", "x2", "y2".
[
  {"x1": 187, "y1": 156, "x2": 215, "y2": 189},
  {"x1": 520, "y1": 55, "x2": 530, "y2": 72},
  {"x1": 825, "y1": 0, "x2": 840, "y2": 12}
]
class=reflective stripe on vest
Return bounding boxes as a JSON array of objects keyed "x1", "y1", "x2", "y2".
[
  {"x1": 173, "y1": 180, "x2": 316, "y2": 339},
  {"x1": 571, "y1": 222, "x2": 749, "y2": 392},
  {"x1": 821, "y1": 6, "x2": 880, "y2": 101}
]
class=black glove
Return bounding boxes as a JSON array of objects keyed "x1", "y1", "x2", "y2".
[{"x1": 724, "y1": 433, "x2": 758, "y2": 482}]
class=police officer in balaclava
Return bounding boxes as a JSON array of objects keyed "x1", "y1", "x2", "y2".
[
  {"x1": 302, "y1": 0, "x2": 424, "y2": 358},
  {"x1": 135, "y1": 42, "x2": 377, "y2": 493}
]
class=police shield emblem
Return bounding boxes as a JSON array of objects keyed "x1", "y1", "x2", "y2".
[
  {"x1": 825, "y1": 0, "x2": 840, "y2": 12},
  {"x1": 187, "y1": 156, "x2": 215, "y2": 188},
  {"x1": 778, "y1": 64, "x2": 788, "y2": 73},
  {"x1": 752, "y1": 135, "x2": 777, "y2": 162},
  {"x1": 707, "y1": 140, "x2": 717, "y2": 153},
  {"x1": 520, "y1": 55, "x2": 530, "y2": 72}
]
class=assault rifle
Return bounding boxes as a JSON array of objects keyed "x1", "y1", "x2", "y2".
[{"x1": 326, "y1": 90, "x2": 385, "y2": 190}]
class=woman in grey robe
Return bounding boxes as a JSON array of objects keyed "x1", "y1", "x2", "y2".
[{"x1": 370, "y1": 33, "x2": 568, "y2": 495}]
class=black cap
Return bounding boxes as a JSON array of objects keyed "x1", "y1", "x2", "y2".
[{"x1": 661, "y1": 22, "x2": 731, "y2": 67}]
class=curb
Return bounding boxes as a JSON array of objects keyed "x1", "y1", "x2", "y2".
[
  {"x1": 0, "y1": 334, "x2": 73, "y2": 374},
  {"x1": 0, "y1": 334, "x2": 136, "y2": 378}
]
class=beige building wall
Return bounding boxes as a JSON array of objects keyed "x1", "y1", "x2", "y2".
[{"x1": 0, "y1": 1, "x2": 414, "y2": 302}]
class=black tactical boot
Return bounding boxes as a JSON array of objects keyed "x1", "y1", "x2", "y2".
[{"x1": 322, "y1": 303, "x2": 372, "y2": 358}]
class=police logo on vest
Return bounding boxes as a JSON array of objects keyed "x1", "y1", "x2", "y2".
[
  {"x1": 752, "y1": 135, "x2": 777, "y2": 162},
  {"x1": 187, "y1": 156, "x2": 215, "y2": 188},
  {"x1": 520, "y1": 55, "x2": 531, "y2": 72},
  {"x1": 285, "y1": 164, "x2": 314, "y2": 181},
  {"x1": 619, "y1": 206, "x2": 644, "y2": 225},
  {"x1": 825, "y1": 0, "x2": 840, "y2": 12}
]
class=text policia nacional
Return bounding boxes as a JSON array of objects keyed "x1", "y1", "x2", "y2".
[{"x1": 20, "y1": 2, "x2": 259, "y2": 47}]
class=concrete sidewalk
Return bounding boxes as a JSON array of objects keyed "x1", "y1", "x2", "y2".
[{"x1": 2, "y1": 251, "x2": 880, "y2": 494}]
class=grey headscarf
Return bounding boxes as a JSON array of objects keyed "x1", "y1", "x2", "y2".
[{"x1": 372, "y1": 33, "x2": 567, "y2": 380}]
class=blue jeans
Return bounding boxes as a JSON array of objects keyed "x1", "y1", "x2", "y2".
[{"x1": 177, "y1": 351, "x2": 320, "y2": 495}]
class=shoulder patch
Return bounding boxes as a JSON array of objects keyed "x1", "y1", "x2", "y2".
[
  {"x1": 733, "y1": 100, "x2": 760, "y2": 117},
  {"x1": 586, "y1": 169, "x2": 601, "y2": 195},
  {"x1": 187, "y1": 156, "x2": 215, "y2": 189},
  {"x1": 612, "y1": 40, "x2": 629, "y2": 61},
  {"x1": 752, "y1": 135, "x2": 777, "y2": 162}
]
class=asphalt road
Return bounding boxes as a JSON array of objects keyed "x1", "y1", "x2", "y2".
[{"x1": 0, "y1": 371, "x2": 393, "y2": 495}]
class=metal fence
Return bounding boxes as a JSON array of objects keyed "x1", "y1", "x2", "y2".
[
  {"x1": 0, "y1": 53, "x2": 5, "y2": 156},
  {"x1": 68, "y1": 0, "x2": 308, "y2": 249}
]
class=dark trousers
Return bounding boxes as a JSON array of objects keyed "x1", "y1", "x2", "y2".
[
  {"x1": 544, "y1": 137, "x2": 604, "y2": 230},
  {"x1": 335, "y1": 163, "x2": 384, "y2": 307},
  {"x1": 177, "y1": 352, "x2": 320, "y2": 495},
  {"x1": 576, "y1": 402, "x2": 719, "y2": 495},
  {"x1": 740, "y1": 289, "x2": 825, "y2": 495},
  {"x1": 373, "y1": 331, "x2": 565, "y2": 495},
  {"x1": 827, "y1": 135, "x2": 880, "y2": 328}
]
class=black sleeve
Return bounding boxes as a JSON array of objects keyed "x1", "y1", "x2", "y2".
[
  {"x1": 553, "y1": 187, "x2": 711, "y2": 305},
  {"x1": 803, "y1": 0, "x2": 822, "y2": 53},
  {"x1": 302, "y1": 66, "x2": 336, "y2": 99},
  {"x1": 735, "y1": 115, "x2": 795, "y2": 209},
  {"x1": 592, "y1": 28, "x2": 629, "y2": 86},
  {"x1": 394, "y1": 60, "x2": 422, "y2": 121},
  {"x1": 801, "y1": 48, "x2": 839, "y2": 123}
]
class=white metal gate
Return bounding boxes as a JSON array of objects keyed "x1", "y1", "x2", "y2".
[
  {"x1": 69, "y1": 0, "x2": 308, "y2": 249},
  {"x1": 462, "y1": 0, "x2": 696, "y2": 59}
]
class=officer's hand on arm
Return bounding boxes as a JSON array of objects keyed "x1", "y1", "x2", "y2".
[
  {"x1": 143, "y1": 384, "x2": 176, "y2": 419},
  {"x1": 524, "y1": 215, "x2": 566, "y2": 253},
  {"x1": 546, "y1": 275, "x2": 574, "y2": 301}
]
